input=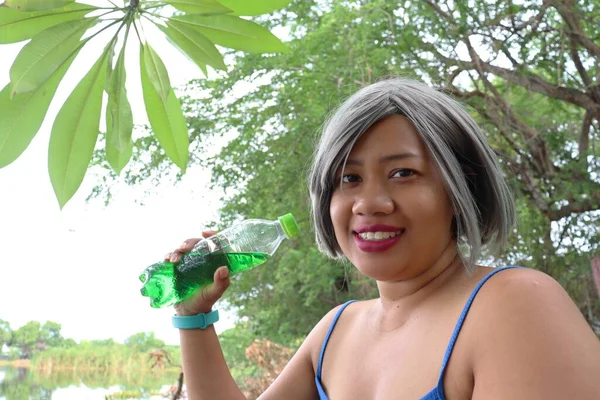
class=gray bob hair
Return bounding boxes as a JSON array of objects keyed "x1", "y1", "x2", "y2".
[{"x1": 308, "y1": 78, "x2": 515, "y2": 267}]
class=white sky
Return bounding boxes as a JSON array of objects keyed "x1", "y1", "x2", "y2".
[{"x1": 0, "y1": 0, "x2": 239, "y2": 345}]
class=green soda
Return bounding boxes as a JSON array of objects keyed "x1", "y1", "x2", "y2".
[
  {"x1": 140, "y1": 252, "x2": 269, "y2": 308},
  {"x1": 140, "y1": 214, "x2": 299, "y2": 308}
]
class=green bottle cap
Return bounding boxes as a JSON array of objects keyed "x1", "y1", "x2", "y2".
[{"x1": 279, "y1": 213, "x2": 299, "y2": 238}]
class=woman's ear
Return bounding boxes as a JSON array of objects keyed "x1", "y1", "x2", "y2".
[{"x1": 451, "y1": 215, "x2": 458, "y2": 238}]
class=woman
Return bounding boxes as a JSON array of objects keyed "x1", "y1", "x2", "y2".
[{"x1": 166, "y1": 78, "x2": 600, "y2": 399}]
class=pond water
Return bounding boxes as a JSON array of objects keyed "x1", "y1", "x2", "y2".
[{"x1": 0, "y1": 366, "x2": 182, "y2": 400}]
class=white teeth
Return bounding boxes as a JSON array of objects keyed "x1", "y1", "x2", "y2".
[{"x1": 358, "y1": 231, "x2": 402, "y2": 241}]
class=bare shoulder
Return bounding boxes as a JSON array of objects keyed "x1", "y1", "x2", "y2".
[
  {"x1": 304, "y1": 301, "x2": 358, "y2": 366},
  {"x1": 474, "y1": 267, "x2": 589, "y2": 324},
  {"x1": 470, "y1": 267, "x2": 600, "y2": 399},
  {"x1": 475, "y1": 266, "x2": 575, "y2": 304}
]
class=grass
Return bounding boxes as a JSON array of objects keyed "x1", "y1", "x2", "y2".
[{"x1": 0, "y1": 359, "x2": 30, "y2": 368}]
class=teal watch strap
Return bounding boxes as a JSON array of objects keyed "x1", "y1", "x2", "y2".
[{"x1": 172, "y1": 310, "x2": 219, "y2": 330}]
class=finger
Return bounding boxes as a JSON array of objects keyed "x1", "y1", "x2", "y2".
[
  {"x1": 204, "y1": 266, "x2": 230, "y2": 303},
  {"x1": 170, "y1": 252, "x2": 181, "y2": 263},
  {"x1": 216, "y1": 265, "x2": 229, "y2": 282},
  {"x1": 164, "y1": 252, "x2": 172, "y2": 262},
  {"x1": 178, "y1": 238, "x2": 202, "y2": 252},
  {"x1": 201, "y1": 230, "x2": 218, "y2": 238}
]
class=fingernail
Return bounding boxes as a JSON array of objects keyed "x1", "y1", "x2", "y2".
[
  {"x1": 219, "y1": 267, "x2": 229, "y2": 279},
  {"x1": 179, "y1": 242, "x2": 188, "y2": 249}
]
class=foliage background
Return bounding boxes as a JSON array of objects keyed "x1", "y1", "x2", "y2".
[
  {"x1": 91, "y1": 0, "x2": 600, "y2": 347},
  {"x1": 2, "y1": 0, "x2": 599, "y2": 397}
]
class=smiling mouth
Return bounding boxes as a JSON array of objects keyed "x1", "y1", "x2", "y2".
[{"x1": 354, "y1": 230, "x2": 404, "y2": 241}]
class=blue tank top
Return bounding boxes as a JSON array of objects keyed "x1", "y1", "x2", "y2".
[{"x1": 315, "y1": 266, "x2": 519, "y2": 399}]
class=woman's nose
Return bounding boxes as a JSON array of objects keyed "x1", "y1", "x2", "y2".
[{"x1": 351, "y1": 184, "x2": 394, "y2": 215}]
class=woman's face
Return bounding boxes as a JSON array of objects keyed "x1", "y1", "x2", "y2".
[{"x1": 330, "y1": 115, "x2": 456, "y2": 281}]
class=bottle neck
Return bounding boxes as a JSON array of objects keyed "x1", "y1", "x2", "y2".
[{"x1": 276, "y1": 221, "x2": 288, "y2": 239}]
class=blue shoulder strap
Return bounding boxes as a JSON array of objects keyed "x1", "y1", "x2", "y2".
[
  {"x1": 316, "y1": 299, "x2": 357, "y2": 392},
  {"x1": 436, "y1": 266, "x2": 520, "y2": 387},
  {"x1": 315, "y1": 267, "x2": 520, "y2": 400}
]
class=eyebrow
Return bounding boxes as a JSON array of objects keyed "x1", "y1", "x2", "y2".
[{"x1": 346, "y1": 152, "x2": 421, "y2": 166}]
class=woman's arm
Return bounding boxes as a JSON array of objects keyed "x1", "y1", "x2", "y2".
[
  {"x1": 171, "y1": 233, "x2": 338, "y2": 400},
  {"x1": 169, "y1": 234, "x2": 246, "y2": 400},
  {"x1": 471, "y1": 268, "x2": 600, "y2": 400},
  {"x1": 179, "y1": 325, "x2": 246, "y2": 400},
  {"x1": 180, "y1": 303, "x2": 339, "y2": 400}
]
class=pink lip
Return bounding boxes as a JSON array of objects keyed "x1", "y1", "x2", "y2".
[{"x1": 352, "y1": 225, "x2": 404, "y2": 253}]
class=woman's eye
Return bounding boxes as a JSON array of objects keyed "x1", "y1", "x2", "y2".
[
  {"x1": 342, "y1": 174, "x2": 360, "y2": 183},
  {"x1": 392, "y1": 169, "x2": 415, "y2": 178}
]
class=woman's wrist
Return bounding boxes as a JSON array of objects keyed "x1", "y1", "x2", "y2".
[{"x1": 174, "y1": 303, "x2": 213, "y2": 316}]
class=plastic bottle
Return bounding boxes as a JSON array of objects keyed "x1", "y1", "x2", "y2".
[{"x1": 139, "y1": 213, "x2": 299, "y2": 308}]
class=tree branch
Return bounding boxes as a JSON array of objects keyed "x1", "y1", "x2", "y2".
[
  {"x1": 514, "y1": 2, "x2": 551, "y2": 32},
  {"x1": 592, "y1": 257, "x2": 600, "y2": 304},
  {"x1": 484, "y1": 101, "x2": 534, "y2": 165},
  {"x1": 425, "y1": 38, "x2": 598, "y2": 111},
  {"x1": 547, "y1": 191, "x2": 600, "y2": 220},
  {"x1": 172, "y1": 372, "x2": 184, "y2": 399},
  {"x1": 446, "y1": 68, "x2": 464, "y2": 86},
  {"x1": 442, "y1": 85, "x2": 485, "y2": 99},
  {"x1": 556, "y1": 215, "x2": 575, "y2": 249},
  {"x1": 522, "y1": 167, "x2": 550, "y2": 213},
  {"x1": 551, "y1": 0, "x2": 600, "y2": 58},
  {"x1": 570, "y1": 37, "x2": 593, "y2": 88},
  {"x1": 494, "y1": 147, "x2": 550, "y2": 213},
  {"x1": 444, "y1": 86, "x2": 524, "y2": 157},
  {"x1": 422, "y1": 0, "x2": 598, "y2": 110},
  {"x1": 470, "y1": 59, "x2": 597, "y2": 110},
  {"x1": 465, "y1": 38, "x2": 555, "y2": 175},
  {"x1": 475, "y1": 26, "x2": 522, "y2": 67},
  {"x1": 446, "y1": 85, "x2": 551, "y2": 211},
  {"x1": 422, "y1": 0, "x2": 454, "y2": 22},
  {"x1": 579, "y1": 110, "x2": 593, "y2": 167},
  {"x1": 500, "y1": 46, "x2": 521, "y2": 68}
]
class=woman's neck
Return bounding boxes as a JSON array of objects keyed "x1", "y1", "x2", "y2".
[{"x1": 373, "y1": 243, "x2": 463, "y2": 328}]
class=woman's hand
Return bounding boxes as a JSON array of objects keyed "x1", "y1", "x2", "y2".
[{"x1": 166, "y1": 230, "x2": 231, "y2": 316}]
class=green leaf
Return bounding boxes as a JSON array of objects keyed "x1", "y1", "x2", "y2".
[
  {"x1": 106, "y1": 133, "x2": 133, "y2": 175},
  {"x1": 160, "y1": 23, "x2": 207, "y2": 77},
  {"x1": 105, "y1": 43, "x2": 133, "y2": 174},
  {"x1": 10, "y1": 17, "x2": 97, "y2": 95},
  {"x1": 162, "y1": 0, "x2": 232, "y2": 15},
  {"x1": 159, "y1": 20, "x2": 226, "y2": 73},
  {"x1": 104, "y1": 39, "x2": 117, "y2": 90},
  {"x1": 171, "y1": 14, "x2": 288, "y2": 53},
  {"x1": 0, "y1": 2, "x2": 97, "y2": 44},
  {"x1": 215, "y1": 0, "x2": 292, "y2": 16},
  {"x1": 140, "y1": 45, "x2": 189, "y2": 172},
  {"x1": 142, "y1": 43, "x2": 171, "y2": 101},
  {"x1": 2, "y1": 0, "x2": 75, "y2": 12},
  {"x1": 106, "y1": 42, "x2": 130, "y2": 150},
  {"x1": 48, "y1": 47, "x2": 110, "y2": 209},
  {"x1": 0, "y1": 53, "x2": 77, "y2": 168}
]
